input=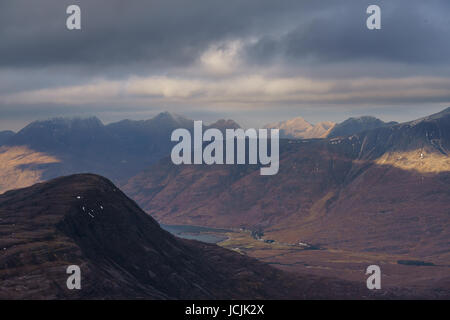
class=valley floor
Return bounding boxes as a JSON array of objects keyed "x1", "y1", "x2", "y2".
[{"x1": 165, "y1": 225, "x2": 450, "y2": 297}]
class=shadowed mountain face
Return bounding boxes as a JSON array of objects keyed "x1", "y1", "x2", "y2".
[
  {"x1": 3, "y1": 113, "x2": 192, "y2": 184},
  {"x1": 0, "y1": 131, "x2": 14, "y2": 146},
  {"x1": 0, "y1": 113, "x2": 242, "y2": 194},
  {"x1": 0, "y1": 174, "x2": 377, "y2": 299},
  {"x1": 123, "y1": 108, "x2": 450, "y2": 260},
  {"x1": 328, "y1": 116, "x2": 398, "y2": 138}
]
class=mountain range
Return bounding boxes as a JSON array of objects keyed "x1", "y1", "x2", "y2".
[
  {"x1": 0, "y1": 112, "x2": 393, "y2": 194},
  {"x1": 123, "y1": 108, "x2": 450, "y2": 261},
  {"x1": 0, "y1": 113, "x2": 242, "y2": 194}
]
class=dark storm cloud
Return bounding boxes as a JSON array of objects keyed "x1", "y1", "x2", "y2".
[
  {"x1": 1, "y1": 0, "x2": 450, "y2": 130},
  {"x1": 245, "y1": 0, "x2": 450, "y2": 66},
  {"x1": 0, "y1": 0, "x2": 322, "y2": 70},
  {"x1": 1, "y1": 0, "x2": 449, "y2": 71}
]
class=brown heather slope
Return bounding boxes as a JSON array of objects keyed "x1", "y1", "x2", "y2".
[
  {"x1": 0, "y1": 146, "x2": 60, "y2": 194},
  {"x1": 123, "y1": 108, "x2": 450, "y2": 260},
  {"x1": 0, "y1": 174, "x2": 384, "y2": 299}
]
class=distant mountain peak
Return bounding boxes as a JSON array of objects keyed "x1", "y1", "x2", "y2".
[
  {"x1": 208, "y1": 119, "x2": 241, "y2": 130},
  {"x1": 24, "y1": 116, "x2": 103, "y2": 130},
  {"x1": 264, "y1": 117, "x2": 335, "y2": 139},
  {"x1": 418, "y1": 106, "x2": 450, "y2": 122},
  {"x1": 153, "y1": 111, "x2": 189, "y2": 124},
  {"x1": 347, "y1": 115, "x2": 378, "y2": 121},
  {"x1": 439, "y1": 106, "x2": 450, "y2": 114},
  {"x1": 0, "y1": 130, "x2": 15, "y2": 146},
  {"x1": 282, "y1": 116, "x2": 311, "y2": 126},
  {"x1": 267, "y1": 117, "x2": 311, "y2": 130},
  {"x1": 327, "y1": 116, "x2": 397, "y2": 138}
]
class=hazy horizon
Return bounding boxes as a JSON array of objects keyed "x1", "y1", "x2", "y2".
[{"x1": 1, "y1": 105, "x2": 449, "y2": 133}]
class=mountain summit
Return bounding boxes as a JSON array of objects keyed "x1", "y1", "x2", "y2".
[
  {"x1": 328, "y1": 116, "x2": 397, "y2": 138},
  {"x1": 264, "y1": 117, "x2": 335, "y2": 139}
]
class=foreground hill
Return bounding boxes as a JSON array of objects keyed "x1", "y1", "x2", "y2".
[
  {"x1": 0, "y1": 174, "x2": 379, "y2": 299},
  {"x1": 123, "y1": 108, "x2": 450, "y2": 261}
]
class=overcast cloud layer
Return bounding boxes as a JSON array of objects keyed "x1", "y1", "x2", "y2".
[{"x1": 1, "y1": 0, "x2": 450, "y2": 130}]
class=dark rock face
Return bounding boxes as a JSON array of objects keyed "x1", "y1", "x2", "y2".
[
  {"x1": 328, "y1": 116, "x2": 397, "y2": 138},
  {"x1": 0, "y1": 174, "x2": 372, "y2": 299}
]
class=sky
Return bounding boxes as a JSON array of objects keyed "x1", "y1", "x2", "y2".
[{"x1": 1, "y1": 0, "x2": 450, "y2": 131}]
